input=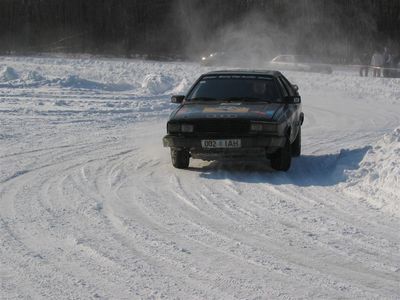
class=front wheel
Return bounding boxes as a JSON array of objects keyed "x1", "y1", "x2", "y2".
[
  {"x1": 171, "y1": 148, "x2": 190, "y2": 169},
  {"x1": 271, "y1": 140, "x2": 292, "y2": 171}
]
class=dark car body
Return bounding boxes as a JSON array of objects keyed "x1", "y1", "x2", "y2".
[{"x1": 163, "y1": 70, "x2": 304, "y2": 171}]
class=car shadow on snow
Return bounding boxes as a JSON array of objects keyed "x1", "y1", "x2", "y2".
[{"x1": 191, "y1": 146, "x2": 371, "y2": 187}]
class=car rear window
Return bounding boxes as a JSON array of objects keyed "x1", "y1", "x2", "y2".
[{"x1": 187, "y1": 75, "x2": 280, "y2": 102}]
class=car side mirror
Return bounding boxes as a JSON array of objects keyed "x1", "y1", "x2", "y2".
[
  {"x1": 292, "y1": 84, "x2": 299, "y2": 92},
  {"x1": 171, "y1": 95, "x2": 185, "y2": 104},
  {"x1": 283, "y1": 96, "x2": 301, "y2": 104}
]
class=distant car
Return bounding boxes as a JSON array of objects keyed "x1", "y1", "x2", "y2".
[
  {"x1": 200, "y1": 51, "x2": 249, "y2": 67},
  {"x1": 201, "y1": 52, "x2": 226, "y2": 66},
  {"x1": 163, "y1": 70, "x2": 304, "y2": 171},
  {"x1": 270, "y1": 55, "x2": 332, "y2": 74}
]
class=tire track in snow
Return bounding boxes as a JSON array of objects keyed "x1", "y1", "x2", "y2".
[{"x1": 108, "y1": 139, "x2": 396, "y2": 298}]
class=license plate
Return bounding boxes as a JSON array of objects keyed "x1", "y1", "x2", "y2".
[{"x1": 201, "y1": 139, "x2": 241, "y2": 148}]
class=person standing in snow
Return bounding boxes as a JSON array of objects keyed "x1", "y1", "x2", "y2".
[
  {"x1": 371, "y1": 49, "x2": 384, "y2": 77},
  {"x1": 359, "y1": 52, "x2": 370, "y2": 77},
  {"x1": 394, "y1": 54, "x2": 400, "y2": 78},
  {"x1": 382, "y1": 47, "x2": 392, "y2": 77}
]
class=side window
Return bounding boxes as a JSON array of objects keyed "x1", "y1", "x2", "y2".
[
  {"x1": 280, "y1": 76, "x2": 295, "y2": 96},
  {"x1": 287, "y1": 56, "x2": 295, "y2": 63},
  {"x1": 277, "y1": 77, "x2": 289, "y2": 97}
]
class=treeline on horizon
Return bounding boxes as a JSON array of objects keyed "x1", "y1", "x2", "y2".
[{"x1": 0, "y1": 0, "x2": 399, "y2": 62}]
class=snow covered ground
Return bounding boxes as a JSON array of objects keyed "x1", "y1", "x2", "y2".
[{"x1": 0, "y1": 55, "x2": 399, "y2": 299}]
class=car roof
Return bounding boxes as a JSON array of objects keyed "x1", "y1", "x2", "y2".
[
  {"x1": 203, "y1": 70, "x2": 282, "y2": 77},
  {"x1": 274, "y1": 54, "x2": 307, "y2": 58}
]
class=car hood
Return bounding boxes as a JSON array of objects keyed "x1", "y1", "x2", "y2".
[{"x1": 171, "y1": 102, "x2": 285, "y2": 122}]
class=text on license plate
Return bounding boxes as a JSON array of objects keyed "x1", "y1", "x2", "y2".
[{"x1": 201, "y1": 139, "x2": 241, "y2": 148}]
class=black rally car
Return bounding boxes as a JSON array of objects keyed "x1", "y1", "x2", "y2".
[{"x1": 163, "y1": 70, "x2": 304, "y2": 171}]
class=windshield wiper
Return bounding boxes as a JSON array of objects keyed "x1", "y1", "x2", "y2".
[{"x1": 188, "y1": 97, "x2": 217, "y2": 101}]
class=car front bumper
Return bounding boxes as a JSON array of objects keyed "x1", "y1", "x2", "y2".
[{"x1": 163, "y1": 135, "x2": 286, "y2": 149}]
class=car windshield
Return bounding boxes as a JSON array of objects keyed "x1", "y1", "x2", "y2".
[
  {"x1": 187, "y1": 75, "x2": 281, "y2": 102},
  {"x1": 294, "y1": 55, "x2": 312, "y2": 63}
]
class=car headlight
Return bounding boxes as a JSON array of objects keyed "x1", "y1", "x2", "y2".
[
  {"x1": 181, "y1": 124, "x2": 194, "y2": 132},
  {"x1": 167, "y1": 123, "x2": 181, "y2": 133},
  {"x1": 250, "y1": 122, "x2": 277, "y2": 132},
  {"x1": 167, "y1": 123, "x2": 194, "y2": 133}
]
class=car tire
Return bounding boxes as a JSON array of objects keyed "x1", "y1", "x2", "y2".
[
  {"x1": 271, "y1": 140, "x2": 292, "y2": 171},
  {"x1": 171, "y1": 148, "x2": 190, "y2": 169},
  {"x1": 291, "y1": 127, "x2": 301, "y2": 157}
]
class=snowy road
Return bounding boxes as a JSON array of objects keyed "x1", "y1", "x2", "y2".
[{"x1": 1, "y1": 56, "x2": 399, "y2": 299}]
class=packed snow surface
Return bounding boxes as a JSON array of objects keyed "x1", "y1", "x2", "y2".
[{"x1": 0, "y1": 56, "x2": 399, "y2": 299}]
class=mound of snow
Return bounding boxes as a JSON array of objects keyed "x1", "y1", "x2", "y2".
[
  {"x1": 0, "y1": 66, "x2": 19, "y2": 82},
  {"x1": 21, "y1": 70, "x2": 45, "y2": 82},
  {"x1": 170, "y1": 78, "x2": 190, "y2": 95},
  {"x1": 58, "y1": 75, "x2": 132, "y2": 91},
  {"x1": 142, "y1": 73, "x2": 174, "y2": 94},
  {"x1": 58, "y1": 75, "x2": 102, "y2": 89},
  {"x1": 345, "y1": 127, "x2": 400, "y2": 215}
]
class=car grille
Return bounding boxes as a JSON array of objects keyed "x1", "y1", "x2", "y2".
[{"x1": 194, "y1": 119, "x2": 250, "y2": 135}]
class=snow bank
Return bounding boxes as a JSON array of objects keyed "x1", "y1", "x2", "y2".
[
  {"x1": 142, "y1": 73, "x2": 174, "y2": 95},
  {"x1": 345, "y1": 127, "x2": 400, "y2": 215},
  {"x1": 20, "y1": 70, "x2": 45, "y2": 82},
  {"x1": 170, "y1": 78, "x2": 191, "y2": 95},
  {"x1": 58, "y1": 75, "x2": 132, "y2": 91},
  {"x1": 0, "y1": 67, "x2": 47, "y2": 86},
  {"x1": 0, "y1": 66, "x2": 19, "y2": 82},
  {"x1": 0, "y1": 68, "x2": 133, "y2": 91}
]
